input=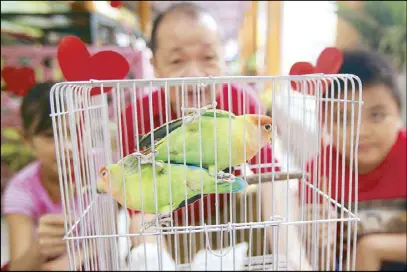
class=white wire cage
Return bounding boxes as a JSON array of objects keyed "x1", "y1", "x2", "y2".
[{"x1": 50, "y1": 74, "x2": 362, "y2": 271}]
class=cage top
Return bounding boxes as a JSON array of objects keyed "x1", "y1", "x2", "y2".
[{"x1": 50, "y1": 74, "x2": 362, "y2": 89}]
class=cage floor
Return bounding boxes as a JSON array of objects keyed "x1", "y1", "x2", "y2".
[{"x1": 175, "y1": 254, "x2": 290, "y2": 271}]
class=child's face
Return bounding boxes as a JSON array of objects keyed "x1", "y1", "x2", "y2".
[
  {"x1": 27, "y1": 120, "x2": 74, "y2": 181},
  {"x1": 31, "y1": 131, "x2": 59, "y2": 177},
  {"x1": 326, "y1": 84, "x2": 401, "y2": 173},
  {"x1": 151, "y1": 12, "x2": 225, "y2": 109}
]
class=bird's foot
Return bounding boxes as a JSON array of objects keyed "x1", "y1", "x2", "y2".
[
  {"x1": 133, "y1": 151, "x2": 163, "y2": 167},
  {"x1": 142, "y1": 212, "x2": 173, "y2": 230},
  {"x1": 213, "y1": 170, "x2": 236, "y2": 184},
  {"x1": 182, "y1": 102, "x2": 218, "y2": 124}
]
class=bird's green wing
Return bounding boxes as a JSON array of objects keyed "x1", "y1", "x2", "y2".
[
  {"x1": 137, "y1": 117, "x2": 184, "y2": 153},
  {"x1": 201, "y1": 109, "x2": 236, "y2": 119},
  {"x1": 164, "y1": 164, "x2": 208, "y2": 211},
  {"x1": 138, "y1": 109, "x2": 236, "y2": 156},
  {"x1": 174, "y1": 194, "x2": 207, "y2": 210},
  {"x1": 140, "y1": 110, "x2": 235, "y2": 149}
]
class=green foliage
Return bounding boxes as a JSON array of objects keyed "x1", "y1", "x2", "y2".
[
  {"x1": 246, "y1": 53, "x2": 257, "y2": 73},
  {"x1": 1, "y1": 127, "x2": 35, "y2": 173},
  {"x1": 336, "y1": 1, "x2": 407, "y2": 72}
]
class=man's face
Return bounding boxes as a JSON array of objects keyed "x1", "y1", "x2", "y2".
[
  {"x1": 151, "y1": 12, "x2": 225, "y2": 110},
  {"x1": 326, "y1": 84, "x2": 402, "y2": 173}
]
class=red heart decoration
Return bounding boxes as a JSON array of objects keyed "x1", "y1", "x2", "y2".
[
  {"x1": 289, "y1": 62, "x2": 315, "y2": 93},
  {"x1": 315, "y1": 47, "x2": 344, "y2": 75},
  {"x1": 315, "y1": 47, "x2": 343, "y2": 95},
  {"x1": 1, "y1": 66, "x2": 36, "y2": 96},
  {"x1": 289, "y1": 62, "x2": 315, "y2": 75},
  {"x1": 57, "y1": 35, "x2": 91, "y2": 81},
  {"x1": 110, "y1": 1, "x2": 122, "y2": 8},
  {"x1": 289, "y1": 47, "x2": 344, "y2": 96},
  {"x1": 57, "y1": 36, "x2": 130, "y2": 96}
]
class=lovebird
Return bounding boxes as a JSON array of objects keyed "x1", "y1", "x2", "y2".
[
  {"x1": 137, "y1": 109, "x2": 273, "y2": 177},
  {"x1": 96, "y1": 152, "x2": 248, "y2": 227}
]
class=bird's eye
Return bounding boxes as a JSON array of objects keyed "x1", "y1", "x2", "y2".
[
  {"x1": 264, "y1": 124, "x2": 272, "y2": 131},
  {"x1": 101, "y1": 169, "x2": 108, "y2": 177}
]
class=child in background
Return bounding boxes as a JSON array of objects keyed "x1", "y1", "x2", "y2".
[
  {"x1": 304, "y1": 50, "x2": 406, "y2": 271},
  {"x1": 2, "y1": 83, "x2": 88, "y2": 271}
]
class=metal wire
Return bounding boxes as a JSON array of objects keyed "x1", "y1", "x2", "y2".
[{"x1": 50, "y1": 74, "x2": 362, "y2": 271}]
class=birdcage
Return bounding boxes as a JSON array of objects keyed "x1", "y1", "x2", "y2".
[{"x1": 50, "y1": 74, "x2": 362, "y2": 271}]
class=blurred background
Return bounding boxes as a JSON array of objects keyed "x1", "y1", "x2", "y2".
[{"x1": 1, "y1": 0, "x2": 406, "y2": 267}]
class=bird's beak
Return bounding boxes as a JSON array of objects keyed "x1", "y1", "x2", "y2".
[{"x1": 96, "y1": 181, "x2": 105, "y2": 194}]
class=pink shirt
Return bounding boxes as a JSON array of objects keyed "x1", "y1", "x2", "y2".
[{"x1": 2, "y1": 161, "x2": 63, "y2": 222}]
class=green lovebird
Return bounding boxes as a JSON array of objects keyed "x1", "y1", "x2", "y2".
[
  {"x1": 96, "y1": 152, "x2": 248, "y2": 227},
  {"x1": 137, "y1": 108, "x2": 274, "y2": 177}
]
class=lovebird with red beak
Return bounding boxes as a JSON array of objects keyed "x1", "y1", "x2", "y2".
[{"x1": 137, "y1": 106, "x2": 274, "y2": 179}]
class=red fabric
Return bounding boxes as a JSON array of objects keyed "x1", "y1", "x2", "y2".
[
  {"x1": 120, "y1": 84, "x2": 279, "y2": 224},
  {"x1": 301, "y1": 127, "x2": 407, "y2": 204}
]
